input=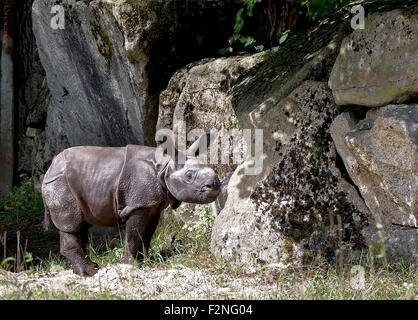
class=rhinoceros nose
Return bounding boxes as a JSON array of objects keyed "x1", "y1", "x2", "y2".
[{"x1": 207, "y1": 176, "x2": 221, "y2": 191}]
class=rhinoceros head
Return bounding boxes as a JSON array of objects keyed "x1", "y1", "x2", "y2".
[{"x1": 157, "y1": 133, "x2": 221, "y2": 204}]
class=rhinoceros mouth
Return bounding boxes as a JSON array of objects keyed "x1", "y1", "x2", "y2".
[{"x1": 200, "y1": 187, "x2": 220, "y2": 200}]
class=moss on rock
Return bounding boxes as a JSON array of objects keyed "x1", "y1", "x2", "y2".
[{"x1": 91, "y1": 23, "x2": 113, "y2": 65}]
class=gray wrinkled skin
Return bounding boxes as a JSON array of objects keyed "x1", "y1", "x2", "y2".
[{"x1": 42, "y1": 134, "x2": 220, "y2": 276}]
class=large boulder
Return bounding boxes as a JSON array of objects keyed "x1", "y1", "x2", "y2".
[
  {"x1": 331, "y1": 105, "x2": 418, "y2": 228},
  {"x1": 33, "y1": 0, "x2": 147, "y2": 153},
  {"x1": 211, "y1": 82, "x2": 370, "y2": 265},
  {"x1": 331, "y1": 105, "x2": 418, "y2": 262},
  {"x1": 329, "y1": 8, "x2": 418, "y2": 107},
  {"x1": 331, "y1": 105, "x2": 418, "y2": 261},
  {"x1": 157, "y1": 53, "x2": 267, "y2": 222}
]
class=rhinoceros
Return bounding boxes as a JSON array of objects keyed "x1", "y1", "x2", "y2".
[{"x1": 42, "y1": 134, "x2": 220, "y2": 276}]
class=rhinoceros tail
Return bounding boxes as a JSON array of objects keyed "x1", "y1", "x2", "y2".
[{"x1": 43, "y1": 199, "x2": 53, "y2": 231}]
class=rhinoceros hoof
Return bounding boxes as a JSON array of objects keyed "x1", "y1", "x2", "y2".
[{"x1": 73, "y1": 261, "x2": 99, "y2": 277}]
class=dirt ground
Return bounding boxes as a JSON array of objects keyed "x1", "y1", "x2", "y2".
[{"x1": 0, "y1": 263, "x2": 284, "y2": 299}]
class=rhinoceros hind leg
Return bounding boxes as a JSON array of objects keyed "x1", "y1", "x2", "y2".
[
  {"x1": 60, "y1": 231, "x2": 98, "y2": 276},
  {"x1": 123, "y1": 210, "x2": 149, "y2": 264},
  {"x1": 79, "y1": 222, "x2": 91, "y2": 253},
  {"x1": 42, "y1": 176, "x2": 84, "y2": 234}
]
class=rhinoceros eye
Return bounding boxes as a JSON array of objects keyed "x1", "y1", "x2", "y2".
[{"x1": 185, "y1": 170, "x2": 194, "y2": 181}]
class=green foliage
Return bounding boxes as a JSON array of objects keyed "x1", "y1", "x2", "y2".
[
  {"x1": 145, "y1": 205, "x2": 215, "y2": 267},
  {"x1": 218, "y1": 0, "x2": 266, "y2": 54},
  {"x1": 0, "y1": 176, "x2": 44, "y2": 227},
  {"x1": 219, "y1": 0, "x2": 417, "y2": 55},
  {"x1": 369, "y1": 226, "x2": 389, "y2": 270},
  {"x1": 297, "y1": 0, "x2": 352, "y2": 20},
  {"x1": 181, "y1": 205, "x2": 214, "y2": 240}
]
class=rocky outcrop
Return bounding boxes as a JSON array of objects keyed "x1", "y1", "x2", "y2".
[
  {"x1": 211, "y1": 82, "x2": 369, "y2": 265},
  {"x1": 330, "y1": 105, "x2": 418, "y2": 261},
  {"x1": 331, "y1": 105, "x2": 418, "y2": 228},
  {"x1": 33, "y1": 0, "x2": 148, "y2": 154},
  {"x1": 329, "y1": 8, "x2": 418, "y2": 107},
  {"x1": 206, "y1": 9, "x2": 361, "y2": 265}
]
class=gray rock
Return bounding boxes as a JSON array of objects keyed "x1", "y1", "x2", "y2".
[
  {"x1": 211, "y1": 82, "x2": 369, "y2": 266},
  {"x1": 206, "y1": 10, "x2": 361, "y2": 266},
  {"x1": 32, "y1": 0, "x2": 146, "y2": 156},
  {"x1": 331, "y1": 105, "x2": 418, "y2": 228},
  {"x1": 0, "y1": 4, "x2": 15, "y2": 196},
  {"x1": 26, "y1": 127, "x2": 42, "y2": 137},
  {"x1": 364, "y1": 222, "x2": 418, "y2": 263},
  {"x1": 31, "y1": 130, "x2": 54, "y2": 191},
  {"x1": 329, "y1": 8, "x2": 418, "y2": 107},
  {"x1": 18, "y1": 137, "x2": 35, "y2": 174},
  {"x1": 157, "y1": 10, "x2": 371, "y2": 266}
]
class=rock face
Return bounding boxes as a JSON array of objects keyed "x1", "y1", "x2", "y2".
[
  {"x1": 211, "y1": 82, "x2": 369, "y2": 265},
  {"x1": 207, "y1": 10, "x2": 361, "y2": 265},
  {"x1": 331, "y1": 105, "x2": 418, "y2": 261},
  {"x1": 33, "y1": 0, "x2": 148, "y2": 154},
  {"x1": 157, "y1": 8, "x2": 374, "y2": 265},
  {"x1": 331, "y1": 105, "x2": 418, "y2": 228},
  {"x1": 329, "y1": 8, "x2": 418, "y2": 107}
]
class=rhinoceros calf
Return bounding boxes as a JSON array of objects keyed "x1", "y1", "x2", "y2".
[{"x1": 42, "y1": 134, "x2": 220, "y2": 276}]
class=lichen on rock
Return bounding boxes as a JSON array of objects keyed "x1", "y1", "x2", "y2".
[{"x1": 250, "y1": 82, "x2": 369, "y2": 265}]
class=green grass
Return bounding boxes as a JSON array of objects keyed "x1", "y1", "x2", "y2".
[{"x1": 0, "y1": 176, "x2": 60, "y2": 271}]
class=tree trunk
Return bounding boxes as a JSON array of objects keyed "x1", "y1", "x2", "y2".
[{"x1": 0, "y1": 0, "x2": 16, "y2": 195}]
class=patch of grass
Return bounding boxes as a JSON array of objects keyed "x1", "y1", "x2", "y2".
[
  {"x1": 0, "y1": 176, "x2": 60, "y2": 271},
  {"x1": 141, "y1": 205, "x2": 215, "y2": 269},
  {"x1": 25, "y1": 204, "x2": 215, "y2": 273},
  {"x1": 271, "y1": 263, "x2": 417, "y2": 299},
  {"x1": 0, "y1": 175, "x2": 43, "y2": 230}
]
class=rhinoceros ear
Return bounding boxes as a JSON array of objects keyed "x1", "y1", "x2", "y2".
[{"x1": 186, "y1": 132, "x2": 214, "y2": 158}]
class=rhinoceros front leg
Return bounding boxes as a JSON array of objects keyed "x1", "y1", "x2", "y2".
[
  {"x1": 60, "y1": 231, "x2": 98, "y2": 276},
  {"x1": 143, "y1": 213, "x2": 161, "y2": 252},
  {"x1": 123, "y1": 210, "x2": 149, "y2": 264}
]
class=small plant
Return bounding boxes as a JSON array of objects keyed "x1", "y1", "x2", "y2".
[
  {"x1": 297, "y1": 0, "x2": 352, "y2": 20},
  {"x1": 369, "y1": 224, "x2": 389, "y2": 271},
  {"x1": 218, "y1": 0, "x2": 265, "y2": 54},
  {"x1": 218, "y1": 0, "x2": 297, "y2": 55},
  {"x1": 182, "y1": 205, "x2": 214, "y2": 241},
  {"x1": 0, "y1": 174, "x2": 44, "y2": 227}
]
